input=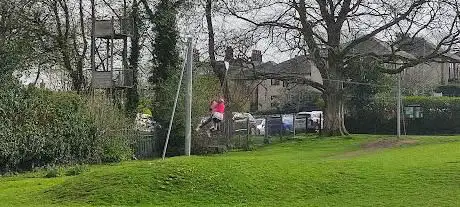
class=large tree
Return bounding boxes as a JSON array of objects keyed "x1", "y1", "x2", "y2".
[
  {"x1": 126, "y1": 0, "x2": 141, "y2": 117},
  {"x1": 25, "y1": 0, "x2": 88, "y2": 92},
  {"x1": 142, "y1": 0, "x2": 184, "y2": 154},
  {"x1": 222, "y1": 0, "x2": 460, "y2": 135}
]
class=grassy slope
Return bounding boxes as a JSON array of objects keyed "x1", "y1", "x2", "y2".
[{"x1": 1, "y1": 135, "x2": 459, "y2": 207}]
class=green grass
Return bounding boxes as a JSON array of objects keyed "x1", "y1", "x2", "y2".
[{"x1": 1, "y1": 135, "x2": 460, "y2": 206}]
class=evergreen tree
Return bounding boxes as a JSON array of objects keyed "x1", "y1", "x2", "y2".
[{"x1": 148, "y1": 0, "x2": 184, "y2": 156}]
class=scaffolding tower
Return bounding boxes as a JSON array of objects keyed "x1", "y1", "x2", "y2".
[{"x1": 90, "y1": 2, "x2": 134, "y2": 90}]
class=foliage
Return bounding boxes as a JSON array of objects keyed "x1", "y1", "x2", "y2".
[
  {"x1": 345, "y1": 94, "x2": 396, "y2": 134},
  {"x1": 0, "y1": 85, "x2": 134, "y2": 173},
  {"x1": 148, "y1": 0, "x2": 181, "y2": 87},
  {"x1": 344, "y1": 58, "x2": 393, "y2": 116},
  {"x1": 44, "y1": 166, "x2": 62, "y2": 178},
  {"x1": 64, "y1": 164, "x2": 89, "y2": 176},
  {"x1": 147, "y1": 0, "x2": 183, "y2": 156},
  {"x1": 85, "y1": 95, "x2": 134, "y2": 163},
  {"x1": 1, "y1": 135, "x2": 460, "y2": 206},
  {"x1": 152, "y1": 74, "x2": 220, "y2": 156},
  {"x1": 346, "y1": 96, "x2": 460, "y2": 135},
  {"x1": 126, "y1": 0, "x2": 142, "y2": 118},
  {"x1": 137, "y1": 97, "x2": 154, "y2": 115},
  {"x1": 0, "y1": 41, "x2": 27, "y2": 82}
]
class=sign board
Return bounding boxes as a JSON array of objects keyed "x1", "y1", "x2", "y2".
[{"x1": 92, "y1": 71, "x2": 113, "y2": 89}]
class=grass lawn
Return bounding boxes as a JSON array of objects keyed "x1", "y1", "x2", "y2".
[{"x1": 1, "y1": 135, "x2": 459, "y2": 207}]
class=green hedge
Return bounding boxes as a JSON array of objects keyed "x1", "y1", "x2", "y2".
[
  {"x1": 346, "y1": 96, "x2": 460, "y2": 135},
  {"x1": 0, "y1": 83, "x2": 133, "y2": 173}
]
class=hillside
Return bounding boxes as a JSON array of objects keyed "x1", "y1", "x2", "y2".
[{"x1": 1, "y1": 135, "x2": 459, "y2": 207}]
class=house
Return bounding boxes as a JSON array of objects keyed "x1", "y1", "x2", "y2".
[
  {"x1": 397, "y1": 37, "x2": 460, "y2": 95},
  {"x1": 207, "y1": 37, "x2": 460, "y2": 113},
  {"x1": 350, "y1": 37, "x2": 460, "y2": 96},
  {"x1": 251, "y1": 55, "x2": 323, "y2": 112},
  {"x1": 222, "y1": 48, "x2": 323, "y2": 112}
]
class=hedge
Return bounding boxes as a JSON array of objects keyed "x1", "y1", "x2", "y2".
[
  {"x1": 346, "y1": 96, "x2": 460, "y2": 135},
  {"x1": 0, "y1": 83, "x2": 133, "y2": 173}
]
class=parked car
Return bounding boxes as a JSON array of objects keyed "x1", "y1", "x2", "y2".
[
  {"x1": 232, "y1": 112, "x2": 256, "y2": 122},
  {"x1": 255, "y1": 118, "x2": 265, "y2": 135},
  {"x1": 232, "y1": 112, "x2": 258, "y2": 134},
  {"x1": 282, "y1": 114, "x2": 294, "y2": 131},
  {"x1": 265, "y1": 115, "x2": 284, "y2": 135},
  {"x1": 297, "y1": 111, "x2": 323, "y2": 130}
]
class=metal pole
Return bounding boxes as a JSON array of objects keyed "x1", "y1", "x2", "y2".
[
  {"x1": 90, "y1": 0, "x2": 96, "y2": 73},
  {"x1": 292, "y1": 113, "x2": 296, "y2": 137},
  {"x1": 397, "y1": 71, "x2": 401, "y2": 138},
  {"x1": 246, "y1": 117, "x2": 250, "y2": 150},
  {"x1": 185, "y1": 37, "x2": 193, "y2": 156},
  {"x1": 162, "y1": 49, "x2": 189, "y2": 160}
]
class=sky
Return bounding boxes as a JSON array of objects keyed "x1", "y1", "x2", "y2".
[{"x1": 20, "y1": 0, "x2": 460, "y2": 88}]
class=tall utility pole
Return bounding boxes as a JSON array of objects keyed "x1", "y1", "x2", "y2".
[
  {"x1": 90, "y1": 0, "x2": 96, "y2": 74},
  {"x1": 185, "y1": 37, "x2": 193, "y2": 156},
  {"x1": 397, "y1": 70, "x2": 401, "y2": 138}
]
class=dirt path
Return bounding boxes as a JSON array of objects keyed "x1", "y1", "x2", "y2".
[{"x1": 333, "y1": 139, "x2": 419, "y2": 159}]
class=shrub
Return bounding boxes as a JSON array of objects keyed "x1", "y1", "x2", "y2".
[
  {"x1": 65, "y1": 164, "x2": 89, "y2": 176},
  {"x1": 44, "y1": 166, "x2": 62, "y2": 178},
  {"x1": 346, "y1": 96, "x2": 460, "y2": 135},
  {"x1": 0, "y1": 85, "x2": 134, "y2": 173}
]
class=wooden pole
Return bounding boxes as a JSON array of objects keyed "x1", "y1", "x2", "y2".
[
  {"x1": 264, "y1": 115, "x2": 269, "y2": 144},
  {"x1": 293, "y1": 113, "x2": 296, "y2": 137}
]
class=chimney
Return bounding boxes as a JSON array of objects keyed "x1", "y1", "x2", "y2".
[
  {"x1": 251, "y1": 50, "x2": 262, "y2": 64},
  {"x1": 224, "y1": 46, "x2": 234, "y2": 62}
]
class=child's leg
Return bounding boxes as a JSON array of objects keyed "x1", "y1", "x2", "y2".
[
  {"x1": 210, "y1": 118, "x2": 221, "y2": 132},
  {"x1": 196, "y1": 115, "x2": 213, "y2": 131}
]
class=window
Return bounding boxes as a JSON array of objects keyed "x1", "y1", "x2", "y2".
[
  {"x1": 271, "y1": 79, "x2": 280, "y2": 85},
  {"x1": 270, "y1": 96, "x2": 279, "y2": 108},
  {"x1": 449, "y1": 63, "x2": 459, "y2": 82}
]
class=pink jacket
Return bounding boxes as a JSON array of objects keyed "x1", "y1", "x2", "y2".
[{"x1": 214, "y1": 102, "x2": 225, "y2": 113}]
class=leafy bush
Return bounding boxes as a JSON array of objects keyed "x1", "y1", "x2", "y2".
[
  {"x1": 0, "y1": 84, "x2": 134, "y2": 173},
  {"x1": 65, "y1": 164, "x2": 89, "y2": 176},
  {"x1": 346, "y1": 96, "x2": 460, "y2": 135},
  {"x1": 44, "y1": 166, "x2": 62, "y2": 178}
]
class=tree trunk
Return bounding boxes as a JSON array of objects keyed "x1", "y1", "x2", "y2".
[
  {"x1": 205, "y1": 0, "x2": 232, "y2": 146},
  {"x1": 323, "y1": 88, "x2": 349, "y2": 136}
]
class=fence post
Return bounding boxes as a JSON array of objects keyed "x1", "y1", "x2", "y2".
[
  {"x1": 305, "y1": 115, "x2": 308, "y2": 132},
  {"x1": 319, "y1": 113, "x2": 322, "y2": 135},
  {"x1": 293, "y1": 113, "x2": 296, "y2": 137},
  {"x1": 246, "y1": 117, "x2": 250, "y2": 150},
  {"x1": 264, "y1": 115, "x2": 269, "y2": 144},
  {"x1": 280, "y1": 115, "x2": 283, "y2": 140}
]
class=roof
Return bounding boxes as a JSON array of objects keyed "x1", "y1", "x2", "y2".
[
  {"x1": 350, "y1": 37, "x2": 416, "y2": 60},
  {"x1": 222, "y1": 56, "x2": 313, "y2": 80},
  {"x1": 258, "y1": 56, "x2": 313, "y2": 76},
  {"x1": 397, "y1": 37, "x2": 460, "y2": 63}
]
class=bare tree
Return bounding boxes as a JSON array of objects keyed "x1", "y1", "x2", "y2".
[
  {"x1": 28, "y1": 0, "x2": 88, "y2": 92},
  {"x1": 221, "y1": 0, "x2": 460, "y2": 135}
]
